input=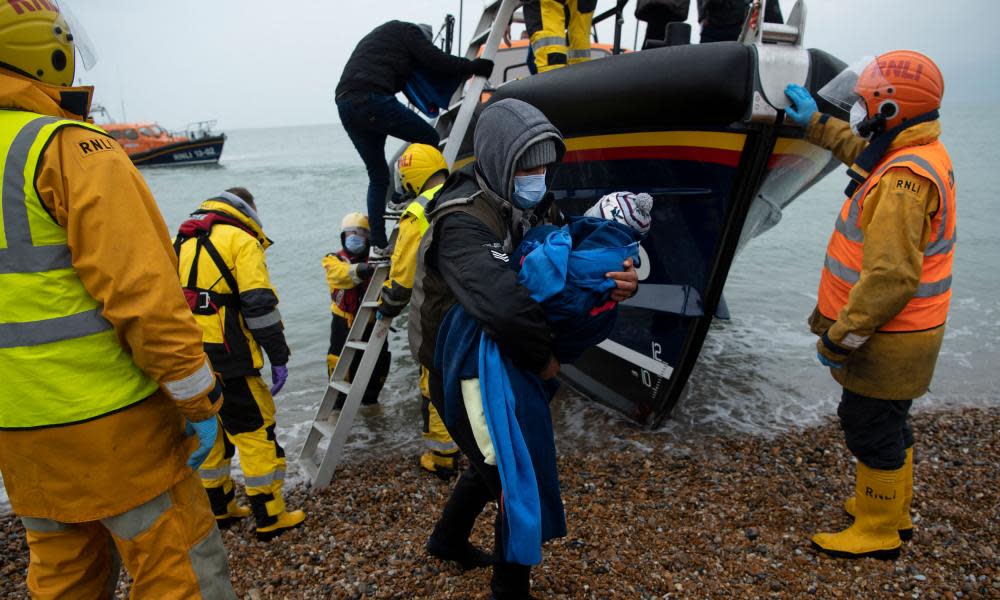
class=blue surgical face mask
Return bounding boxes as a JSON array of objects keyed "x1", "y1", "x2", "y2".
[
  {"x1": 512, "y1": 172, "x2": 547, "y2": 209},
  {"x1": 344, "y1": 234, "x2": 367, "y2": 256}
]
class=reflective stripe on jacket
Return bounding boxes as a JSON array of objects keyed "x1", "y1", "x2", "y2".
[
  {"x1": 381, "y1": 184, "x2": 437, "y2": 316},
  {"x1": 0, "y1": 111, "x2": 158, "y2": 429},
  {"x1": 818, "y1": 141, "x2": 956, "y2": 333}
]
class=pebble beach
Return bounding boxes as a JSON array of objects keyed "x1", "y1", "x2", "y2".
[{"x1": 1, "y1": 406, "x2": 997, "y2": 599}]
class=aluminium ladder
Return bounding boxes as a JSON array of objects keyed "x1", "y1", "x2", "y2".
[{"x1": 299, "y1": 225, "x2": 399, "y2": 489}]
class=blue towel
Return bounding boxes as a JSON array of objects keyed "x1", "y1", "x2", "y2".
[
  {"x1": 435, "y1": 216, "x2": 640, "y2": 565},
  {"x1": 514, "y1": 217, "x2": 641, "y2": 363}
]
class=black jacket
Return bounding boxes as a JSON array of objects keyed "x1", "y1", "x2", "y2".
[
  {"x1": 336, "y1": 20, "x2": 476, "y2": 98},
  {"x1": 409, "y1": 99, "x2": 566, "y2": 374},
  {"x1": 432, "y1": 187, "x2": 553, "y2": 372},
  {"x1": 698, "y1": 0, "x2": 783, "y2": 26}
]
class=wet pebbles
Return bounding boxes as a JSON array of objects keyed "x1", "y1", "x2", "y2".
[{"x1": 1, "y1": 406, "x2": 997, "y2": 598}]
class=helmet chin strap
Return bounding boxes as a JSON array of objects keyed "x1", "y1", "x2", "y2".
[
  {"x1": 855, "y1": 113, "x2": 886, "y2": 140},
  {"x1": 843, "y1": 109, "x2": 940, "y2": 198}
]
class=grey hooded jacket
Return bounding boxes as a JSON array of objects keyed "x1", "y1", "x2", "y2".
[{"x1": 408, "y1": 99, "x2": 565, "y2": 373}]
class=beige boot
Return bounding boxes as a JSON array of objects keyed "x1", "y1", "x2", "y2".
[
  {"x1": 843, "y1": 447, "x2": 914, "y2": 541},
  {"x1": 813, "y1": 461, "x2": 904, "y2": 559}
]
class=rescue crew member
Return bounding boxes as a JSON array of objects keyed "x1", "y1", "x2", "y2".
[
  {"x1": 176, "y1": 188, "x2": 305, "y2": 541},
  {"x1": 322, "y1": 212, "x2": 391, "y2": 407},
  {"x1": 0, "y1": 4, "x2": 236, "y2": 596},
  {"x1": 336, "y1": 20, "x2": 494, "y2": 259},
  {"x1": 524, "y1": 0, "x2": 596, "y2": 73},
  {"x1": 380, "y1": 143, "x2": 461, "y2": 479},
  {"x1": 410, "y1": 98, "x2": 638, "y2": 599},
  {"x1": 698, "y1": 0, "x2": 782, "y2": 43},
  {"x1": 784, "y1": 51, "x2": 954, "y2": 560}
]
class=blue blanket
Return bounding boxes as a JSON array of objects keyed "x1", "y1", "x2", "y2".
[{"x1": 435, "y1": 217, "x2": 640, "y2": 565}]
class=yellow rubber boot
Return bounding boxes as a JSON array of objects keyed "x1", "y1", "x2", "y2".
[
  {"x1": 420, "y1": 450, "x2": 459, "y2": 480},
  {"x1": 216, "y1": 498, "x2": 252, "y2": 527},
  {"x1": 813, "y1": 462, "x2": 904, "y2": 559},
  {"x1": 843, "y1": 447, "x2": 914, "y2": 541},
  {"x1": 256, "y1": 509, "x2": 306, "y2": 542},
  {"x1": 250, "y1": 492, "x2": 306, "y2": 541}
]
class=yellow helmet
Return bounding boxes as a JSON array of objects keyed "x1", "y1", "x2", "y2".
[
  {"x1": 0, "y1": 1, "x2": 80, "y2": 87},
  {"x1": 340, "y1": 211, "x2": 370, "y2": 236},
  {"x1": 397, "y1": 143, "x2": 448, "y2": 195}
]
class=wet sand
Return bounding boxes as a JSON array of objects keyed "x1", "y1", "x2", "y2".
[{"x1": 1, "y1": 406, "x2": 997, "y2": 599}]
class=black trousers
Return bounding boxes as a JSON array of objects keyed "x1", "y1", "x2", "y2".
[
  {"x1": 837, "y1": 388, "x2": 914, "y2": 470},
  {"x1": 428, "y1": 369, "x2": 532, "y2": 599}
]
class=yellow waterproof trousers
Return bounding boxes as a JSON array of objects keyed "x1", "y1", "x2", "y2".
[
  {"x1": 419, "y1": 366, "x2": 459, "y2": 472},
  {"x1": 526, "y1": 0, "x2": 596, "y2": 72},
  {"x1": 21, "y1": 473, "x2": 235, "y2": 599},
  {"x1": 198, "y1": 375, "x2": 288, "y2": 529}
]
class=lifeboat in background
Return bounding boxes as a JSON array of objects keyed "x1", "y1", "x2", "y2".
[{"x1": 91, "y1": 108, "x2": 226, "y2": 167}]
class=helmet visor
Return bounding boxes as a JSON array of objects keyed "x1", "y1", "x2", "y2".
[
  {"x1": 818, "y1": 56, "x2": 881, "y2": 113},
  {"x1": 56, "y1": 1, "x2": 98, "y2": 71}
]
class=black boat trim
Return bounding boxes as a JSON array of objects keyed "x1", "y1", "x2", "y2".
[{"x1": 649, "y1": 122, "x2": 782, "y2": 427}]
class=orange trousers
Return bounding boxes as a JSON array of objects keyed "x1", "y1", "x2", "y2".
[{"x1": 20, "y1": 473, "x2": 236, "y2": 599}]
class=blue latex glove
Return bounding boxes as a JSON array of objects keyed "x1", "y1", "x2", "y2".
[
  {"x1": 270, "y1": 365, "x2": 288, "y2": 395},
  {"x1": 784, "y1": 83, "x2": 818, "y2": 127},
  {"x1": 816, "y1": 350, "x2": 843, "y2": 369},
  {"x1": 185, "y1": 417, "x2": 218, "y2": 469}
]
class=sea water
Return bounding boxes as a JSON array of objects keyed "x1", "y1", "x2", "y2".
[{"x1": 2, "y1": 107, "x2": 997, "y2": 510}]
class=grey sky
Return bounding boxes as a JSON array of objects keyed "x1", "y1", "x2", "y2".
[{"x1": 73, "y1": 0, "x2": 999, "y2": 131}]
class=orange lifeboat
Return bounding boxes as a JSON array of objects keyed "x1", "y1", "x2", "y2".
[{"x1": 92, "y1": 107, "x2": 225, "y2": 167}]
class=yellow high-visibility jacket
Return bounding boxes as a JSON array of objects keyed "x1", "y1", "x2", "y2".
[
  {"x1": 0, "y1": 69, "x2": 221, "y2": 522},
  {"x1": 176, "y1": 199, "x2": 289, "y2": 379},
  {"x1": 379, "y1": 183, "x2": 439, "y2": 317}
]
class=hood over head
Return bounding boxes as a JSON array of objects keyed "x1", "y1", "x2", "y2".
[
  {"x1": 195, "y1": 192, "x2": 271, "y2": 248},
  {"x1": 473, "y1": 98, "x2": 565, "y2": 203}
]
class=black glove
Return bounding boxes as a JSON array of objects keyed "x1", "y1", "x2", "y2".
[
  {"x1": 356, "y1": 263, "x2": 376, "y2": 280},
  {"x1": 469, "y1": 58, "x2": 494, "y2": 78},
  {"x1": 377, "y1": 301, "x2": 403, "y2": 319}
]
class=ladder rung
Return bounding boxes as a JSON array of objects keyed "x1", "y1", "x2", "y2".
[
  {"x1": 312, "y1": 420, "x2": 335, "y2": 439},
  {"x1": 328, "y1": 379, "x2": 351, "y2": 395},
  {"x1": 469, "y1": 30, "x2": 489, "y2": 47},
  {"x1": 344, "y1": 341, "x2": 367, "y2": 351},
  {"x1": 360, "y1": 301, "x2": 379, "y2": 309}
]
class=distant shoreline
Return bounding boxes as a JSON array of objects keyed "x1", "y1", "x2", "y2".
[{"x1": 2, "y1": 405, "x2": 997, "y2": 598}]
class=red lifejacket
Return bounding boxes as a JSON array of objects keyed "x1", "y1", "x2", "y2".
[
  {"x1": 331, "y1": 249, "x2": 370, "y2": 316},
  {"x1": 818, "y1": 140, "x2": 956, "y2": 332}
]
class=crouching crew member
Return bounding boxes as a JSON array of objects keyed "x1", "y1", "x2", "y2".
[
  {"x1": 322, "y1": 212, "x2": 391, "y2": 407},
  {"x1": 381, "y1": 143, "x2": 461, "y2": 478},
  {"x1": 785, "y1": 50, "x2": 955, "y2": 560},
  {"x1": 176, "y1": 188, "x2": 305, "y2": 541}
]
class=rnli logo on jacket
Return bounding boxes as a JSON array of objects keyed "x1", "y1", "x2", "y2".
[
  {"x1": 78, "y1": 137, "x2": 116, "y2": 157},
  {"x1": 7, "y1": 0, "x2": 58, "y2": 14},
  {"x1": 895, "y1": 178, "x2": 922, "y2": 195}
]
